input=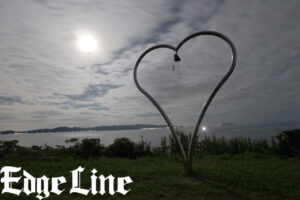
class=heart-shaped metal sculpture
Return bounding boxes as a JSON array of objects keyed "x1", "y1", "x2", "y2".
[{"x1": 133, "y1": 31, "x2": 237, "y2": 169}]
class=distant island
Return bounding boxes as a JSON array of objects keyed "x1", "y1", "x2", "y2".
[{"x1": 0, "y1": 124, "x2": 168, "y2": 135}]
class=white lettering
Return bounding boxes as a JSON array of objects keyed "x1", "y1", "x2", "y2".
[
  {"x1": 117, "y1": 176, "x2": 133, "y2": 195},
  {"x1": 0, "y1": 166, "x2": 133, "y2": 199},
  {"x1": 51, "y1": 176, "x2": 66, "y2": 195},
  {"x1": 23, "y1": 170, "x2": 36, "y2": 195},
  {"x1": 0, "y1": 166, "x2": 22, "y2": 196},
  {"x1": 36, "y1": 176, "x2": 50, "y2": 200},
  {"x1": 99, "y1": 175, "x2": 115, "y2": 195},
  {"x1": 70, "y1": 166, "x2": 90, "y2": 195}
]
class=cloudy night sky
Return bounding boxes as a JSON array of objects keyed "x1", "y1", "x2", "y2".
[{"x1": 0, "y1": 0, "x2": 299, "y2": 131}]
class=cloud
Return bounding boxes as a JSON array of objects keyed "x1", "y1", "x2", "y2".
[
  {"x1": 31, "y1": 110, "x2": 62, "y2": 119},
  {"x1": 0, "y1": 0, "x2": 299, "y2": 130},
  {"x1": 0, "y1": 96, "x2": 23, "y2": 105},
  {"x1": 0, "y1": 112, "x2": 16, "y2": 120},
  {"x1": 55, "y1": 83, "x2": 123, "y2": 101},
  {"x1": 137, "y1": 112, "x2": 161, "y2": 118},
  {"x1": 92, "y1": 64, "x2": 110, "y2": 75},
  {"x1": 62, "y1": 102, "x2": 109, "y2": 111}
]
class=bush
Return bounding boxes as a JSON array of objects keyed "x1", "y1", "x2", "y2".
[
  {"x1": 135, "y1": 137, "x2": 152, "y2": 157},
  {"x1": 65, "y1": 138, "x2": 79, "y2": 143},
  {"x1": 198, "y1": 135, "x2": 271, "y2": 155},
  {"x1": 106, "y1": 138, "x2": 136, "y2": 158},
  {"x1": 275, "y1": 129, "x2": 300, "y2": 157},
  {"x1": 74, "y1": 138, "x2": 104, "y2": 158},
  {"x1": 16, "y1": 146, "x2": 31, "y2": 155},
  {"x1": 31, "y1": 145, "x2": 42, "y2": 151},
  {"x1": 151, "y1": 137, "x2": 169, "y2": 156},
  {"x1": 169, "y1": 130, "x2": 194, "y2": 155},
  {"x1": 0, "y1": 140, "x2": 19, "y2": 153}
]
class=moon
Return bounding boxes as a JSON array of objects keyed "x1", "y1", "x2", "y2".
[{"x1": 77, "y1": 34, "x2": 98, "y2": 53}]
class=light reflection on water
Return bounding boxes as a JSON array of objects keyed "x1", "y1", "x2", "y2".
[{"x1": 0, "y1": 124, "x2": 298, "y2": 147}]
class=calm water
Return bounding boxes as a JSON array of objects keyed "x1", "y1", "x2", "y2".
[{"x1": 0, "y1": 124, "x2": 298, "y2": 147}]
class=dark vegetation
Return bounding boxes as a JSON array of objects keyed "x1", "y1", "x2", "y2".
[
  {"x1": 274, "y1": 129, "x2": 300, "y2": 156},
  {"x1": 0, "y1": 129, "x2": 299, "y2": 161}
]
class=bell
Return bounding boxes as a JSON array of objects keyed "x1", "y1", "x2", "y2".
[{"x1": 174, "y1": 54, "x2": 181, "y2": 62}]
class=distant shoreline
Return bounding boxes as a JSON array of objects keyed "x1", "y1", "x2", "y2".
[{"x1": 0, "y1": 124, "x2": 168, "y2": 135}]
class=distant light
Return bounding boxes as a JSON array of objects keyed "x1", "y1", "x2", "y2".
[{"x1": 202, "y1": 126, "x2": 207, "y2": 131}]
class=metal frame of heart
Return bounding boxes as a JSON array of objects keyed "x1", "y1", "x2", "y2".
[{"x1": 133, "y1": 31, "x2": 237, "y2": 164}]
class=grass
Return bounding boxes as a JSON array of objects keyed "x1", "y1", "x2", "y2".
[
  {"x1": 0, "y1": 154, "x2": 299, "y2": 200},
  {"x1": 198, "y1": 135, "x2": 272, "y2": 155}
]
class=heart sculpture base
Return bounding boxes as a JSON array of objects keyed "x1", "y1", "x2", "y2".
[{"x1": 133, "y1": 31, "x2": 237, "y2": 175}]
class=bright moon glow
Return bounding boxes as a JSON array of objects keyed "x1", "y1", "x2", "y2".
[
  {"x1": 202, "y1": 126, "x2": 207, "y2": 131},
  {"x1": 77, "y1": 34, "x2": 98, "y2": 53}
]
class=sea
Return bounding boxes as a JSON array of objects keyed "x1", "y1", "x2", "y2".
[{"x1": 0, "y1": 124, "x2": 299, "y2": 147}]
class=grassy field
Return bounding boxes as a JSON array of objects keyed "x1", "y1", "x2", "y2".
[{"x1": 0, "y1": 154, "x2": 299, "y2": 200}]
